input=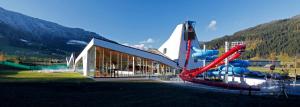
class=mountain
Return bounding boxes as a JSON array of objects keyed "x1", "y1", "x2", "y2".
[
  {"x1": 205, "y1": 15, "x2": 300, "y2": 60},
  {"x1": 0, "y1": 7, "x2": 115, "y2": 58}
]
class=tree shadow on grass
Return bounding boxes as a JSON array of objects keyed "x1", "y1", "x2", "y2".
[
  {"x1": 0, "y1": 70, "x2": 94, "y2": 83},
  {"x1": 0, "y1": 70, "x2": 21, "y2": 77},
  {"x1": 0, "y1": 77, "x2": 94, "y2": 83}
]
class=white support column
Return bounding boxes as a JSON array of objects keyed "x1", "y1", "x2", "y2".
[
  {"x1": 146, "y1": 59, "x2": 148, "y2": 76},
  {"x1": 97, "y1": 48, "x2": 101, "y2": 77},
  {"x1": 143, "y1": 59, "x2": 146, "y2": 76},
  {"x1": 164, "y1": 65, "x2": 167, "y2": 75},
  {"x1": 102, "y1": 48, "x2": 105, "y2": 75},
  {"x1": 83, "y1": 49, "x2": 90, "y2": 76},
  {"x1": 162, "y1": 64, "x2": 165, "y2": 75},
  {"x1": 117, "y1": 52, "x2": 119, "y2": 77},
  {"x1": 162, "y1": 64, "x2": 164, "y2": 75},
  {"x1": 168, "y1": 66, "x2": 171, "y2": 75},
  {"x1": 82, "y1": 54, "x2": 89, "y2": 76},
  {"x1": 132, "y1": 56, "x2": 135, "y2": 76},
  {"x1": 166, "y1": 66, "x2": 168, "y2": 75},
  {"x1": 166, "y1": 65, "x2": 168, "y2": 75},
  {"x1": 169, "y1": 67, "x2": 171, "y2": 75},
  {"x1": 140, "y1": 58, "x2": 142, "y2": 76},
  {"x1": 105, "y1": 62, "x2": 109, "y2": 76},
  {"x1": 110, "y1": 51, "x2": 112, "y2": 77},
  {"x1": 164, "y1": 65, "x2": 166, "y2": 75},
  {"x1": 127, "y1": 55, "x2": 130, "y2": 77},
  {"x1": 93, "y1": 47, "x2": 96, "y2": 77},
  {"x1": 224, "y1": 41, "x2": 229, "y2": 83},
  {"x1": 141, "y1": 58, "x2": 145, "y2": 76},
  {"x1": 203, "y1": 44, "x2": 206, "y2": 79},
  {"x1": 151, "y1": 61, "x2": 154, "y2": 76},
  {"x1": 173, "y1": 68, "x2": 176, "y2": 76},
  {"x1": 120, "y1": 53, "x2": 123, "y2": 77},
  {"x1": 142, "y1": 59, "x2": 144, "y2": 76},
  {"x1": 157, "y1": 64, "x2": 160, "y2": 74},
  {"x1": 160, "y1": 64, "x2": 162, "y2": 75}
]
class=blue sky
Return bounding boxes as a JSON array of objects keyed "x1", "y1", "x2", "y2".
[{"x1": 0, "y1": 0, "x2": 300, "y2": 48}]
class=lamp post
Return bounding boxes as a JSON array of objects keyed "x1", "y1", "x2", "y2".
[
  {"x1": 294, "y1": 54, "x2": 298, "y2": 86},
  {"x1": 203, "y1": 44, "x2": 206, "y2": 79}
]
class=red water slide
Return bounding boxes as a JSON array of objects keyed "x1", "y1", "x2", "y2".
[{"x1": 179, "y1": 40, "x2": 246, "y2": 81}]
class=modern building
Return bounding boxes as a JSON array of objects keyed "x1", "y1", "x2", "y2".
[{"x1": 74, "y1": 21, "x2": 203, "y2": 77}]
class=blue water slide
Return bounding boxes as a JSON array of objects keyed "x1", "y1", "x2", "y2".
[
  {"x1": 219, "y1": 65, "x2": 250, "y2": 74},
  {"x1": 210, "y1": 64, "x2": 249, "y2": 75},
  {"x1": 209, "y1": 70, "x2": 234, "y2": 75},
  {"x1": 205, "y1": 56, "x2": 218, "y2": 61},
  {"x1": 209, "y1": 67, "x2": 250, "y2": 76},
  {"x1": 206, "y1": 60, "x2": 250, "y2": 75},
  {"x1": 191, "y1": 46, "x2": 250, "y2": 75},
  {"x1": 191, "y1": 47, "x2": 219, "y2": 59},
  {"x1": 229, "y1": 60, "x2": 250, "y2": 67}
]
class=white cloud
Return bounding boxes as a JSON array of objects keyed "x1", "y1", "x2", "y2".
[
  {"x1": 132, "y1": 44, "x2": 147, "y2": 50},
  {"x1": 122, "y1": 43, "x2": 129, "y2": 46},
  {"x1": 122, "y1": 38, "x2": 155, "y2": 50},
  {"x1": 66, "y1": 40, "x2": 87, "y2": 45},
  {"x1": 20, "y1": 39, "x2": 29, "y2": 43},
  {"x1": 122, "y1": 43, "x2": 148, "y2": 50},
  {"x1": 139, "y1": 38, "x2": 155, "y2": 44},
  {"x1": 207, "y1": 20, "x2": 217, "y2": 31}
]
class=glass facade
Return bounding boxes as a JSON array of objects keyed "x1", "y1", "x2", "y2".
[{"x1": 76, "y1": 46, "x2": 177, "y2": 78}]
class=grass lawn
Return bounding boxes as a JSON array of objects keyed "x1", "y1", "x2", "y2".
[
  {"x1": 248, "y1": 67, "x2": 300, "y2": 75},
  {"x1": 0, "y1": 70, "x2": 300, "y2": 107},
  {"x1": 0, "y1": 80, "x2": 300, "y2": 107},
  {"x1": 0, "y1": 70, "x2": 93, "y2": 83}
]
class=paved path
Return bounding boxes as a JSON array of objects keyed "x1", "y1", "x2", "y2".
[
  {"x1": 160, "y1": 78, "x2": 300, "y2": 96},
  {"x1": 159, "y1": 79, "x2": 257, "y2": 95},
  {"x1": 93, "y1": 77, "x2": 155, "y2": 82},
  {"x1": 92, "y1": 77, "x2": 300, "y2": 96}
]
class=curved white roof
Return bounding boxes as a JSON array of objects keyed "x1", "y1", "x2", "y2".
[{"x1": 75, "y1": 38, "x2": 178, "y2": 68}]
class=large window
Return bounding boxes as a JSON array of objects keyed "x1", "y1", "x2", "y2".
[{"x1": 89, "y1": 46, "x2": 176, "y2": 78}]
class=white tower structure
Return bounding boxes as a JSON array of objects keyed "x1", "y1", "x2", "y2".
[
  {"x1": 66, "y1": 53, "x2": 75, "y2": 68},
  {"x1": 158, "y1": 21, "x2": 202, "y2": 70}
]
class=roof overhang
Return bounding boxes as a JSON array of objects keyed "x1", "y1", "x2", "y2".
[{"x1": 75, "y1": 38, "x2": 178, "y2": 68}]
